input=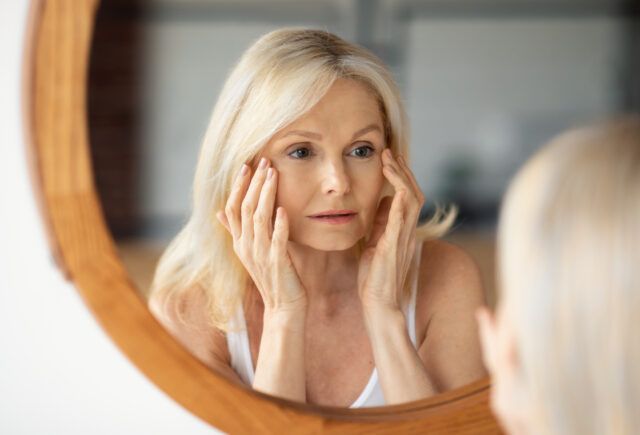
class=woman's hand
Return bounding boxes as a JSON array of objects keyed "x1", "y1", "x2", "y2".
[
  {"x1": 357, "y1": 148, "x2": 425, "y2": 312},
  {"x1": 216, "y1": 157, "x2": 307, "y2": 315}
]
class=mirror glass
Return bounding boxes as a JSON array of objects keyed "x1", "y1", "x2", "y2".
[{"x1": 88, "y1": 0, "x2": 629, "y2": 407}]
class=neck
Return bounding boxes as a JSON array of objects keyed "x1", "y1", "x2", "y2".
[
  {"x1": 245, "y1": 241, "x2": 362, "y2": 318},
  {"x1": 287, "y1": 240, "x2": 359, "y2": 303}
]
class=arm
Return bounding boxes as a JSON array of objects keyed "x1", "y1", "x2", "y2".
[
  {"x1": 253, "y1": 308, "x2": 306, "y2": 401},
  {"x1": 363, "y1": 306, "x2": 437, "y2": 404},
  {"x1": 363, "y1": 241, "x2": 487, "y2": 404},
  {"x1": 217, "y1": 159, "x2": 308, "y2": 403},
  {"x1": 417, "y1": 241, "x2": 488, "y2": 392},
  {"x1": 149, "y1": 287, "x2": 307, "y2": 402},
  {"x1": 148, "y1": 290, "x2": 245, "y2": 386}
]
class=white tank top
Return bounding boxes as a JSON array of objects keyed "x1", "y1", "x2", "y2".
[{"x1": 226, "y1": 245, "x2": 421, "y2": 408}]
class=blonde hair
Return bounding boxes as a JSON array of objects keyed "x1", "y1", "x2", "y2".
[
  {"x1": 498, "y1": 116, "x2": 640, "y2": 435},
  {"x1": 149, "y1": 28, "x2": 455, "y2": 331}
]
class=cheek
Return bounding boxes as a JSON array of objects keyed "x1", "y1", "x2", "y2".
[
  {"x1": 354, "y1": 165, "x2": 386, "y2": 207},
  {"x1": 274, "y1": 167, "x2": 308, "y2": 211}
]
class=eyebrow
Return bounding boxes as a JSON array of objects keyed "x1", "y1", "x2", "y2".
[{"x1": 279, "y1": 123, "x2": 383, "y2": 142}]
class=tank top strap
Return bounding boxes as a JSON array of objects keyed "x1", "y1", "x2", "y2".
[
  {"x1": 403, "y1": 242, "x2": 422, "y2": 348},
  {"x1": 226, "y1": 304, "x2": 255, "y2": 385}
]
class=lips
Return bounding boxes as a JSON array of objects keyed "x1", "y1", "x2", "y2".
[
  {"x1": 309, "y1": 210, "x2": 357, "y2": 218},
  {"x1": 308, "y1": 213, "x2": 356, "y2": 225}
]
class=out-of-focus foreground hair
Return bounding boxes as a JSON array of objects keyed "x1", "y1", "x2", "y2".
[
  {"x1": 148, "y1": 28, "x2": 455, "y2": 331},
  {"x1": 498, "y1": 115, "x2": 640, "y2": 435}
]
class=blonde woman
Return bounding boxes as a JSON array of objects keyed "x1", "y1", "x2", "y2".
[
  {"x1": 477, "y1": 116, "x2": 640, "y2": 434},
  {"x1": 149, "y1": 28, "x2": 487, "y2": 407}
]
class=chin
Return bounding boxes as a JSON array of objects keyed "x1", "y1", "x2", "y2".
[{"x1": 291, "y1": 234, "x2": 362, "y2": 252}]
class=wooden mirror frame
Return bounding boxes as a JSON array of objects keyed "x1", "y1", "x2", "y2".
[{"x1": 24, "y1": 0, "x2": 500, "y2": 432}]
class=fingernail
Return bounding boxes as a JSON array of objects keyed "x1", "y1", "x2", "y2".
[
  {"x1": 384, "y1": 149, "x2": 391, "y2": 158},
  {"x1": 259, "y1": 157, "x2": 267, "y2": 169},
  {"x1": 267, "y1": 167, "x2": 274, "y2": 179},
  {"x1": 239, "y1": 164, "x2": 248, "y2": 176}
]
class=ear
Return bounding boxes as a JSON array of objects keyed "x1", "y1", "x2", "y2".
[
  {"x1": 476, "y1": 306, "x2": 499, "y2": 376},
  {"x1": 477, "y1": 306, "x2": 522, "y2": 379}
]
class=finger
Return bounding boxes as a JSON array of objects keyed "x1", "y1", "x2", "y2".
[
  {"x1": 255, "y1": 166, "x2": 278, "y2": 246},
  {"x1": 381, "y1": 190, "x2": 404, "y2": 251},
  {"x1": 371, "y1": 191, "x2": 404, "y2": 295},
  {"x1": 396, "y1": 157, "x2": 425, "y2": 255},
  {"x1": 365, "y1": 196, "x2": 392, "y2": 249},
  {"x1": 383, "y1": 151, "x2": 421, "y2": 217},
  {"x1": 397, "y1": 155, "x2": 425, "y2": 208},
  {"x1": 382, "y1": 157, "x2": 414, "y2": 236},
  {"x1": 383, "y1": 151, "x2": 421, "y2": 259},
  {"x1": 224, "y1": 163, "x2": 251, "y2": 239},
  {"x1": 216, "y1": 210, "x2": 231, "y2": 233},
  {"x1": 382, "y1": 152, "x2": 413, "y2": 211},
  {"x1": 382, "y1": 149, "x2": 411, "y2": 189},
  {"x1": 241, "y1": 157, "x2": 270, "y2": 241},
  {"x1": 271, "y1": 207, "x2": 289, "y2": 260}
]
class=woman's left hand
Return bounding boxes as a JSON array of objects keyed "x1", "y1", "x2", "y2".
[{"x1": 357, "y1": 148, "x2": 425, "y2": 313}]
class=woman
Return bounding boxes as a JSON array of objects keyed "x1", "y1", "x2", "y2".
[
  {"x1": 149, "y1": 28, "x2": 486, "y2": 407},
  {"x1": 477, "y1": 117, "x2": 640, "y2": 434}
]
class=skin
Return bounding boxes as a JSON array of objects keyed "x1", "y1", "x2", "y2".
[
  {"x1": 152, "y1": 78, "x2": 487, "y2": 407},
  {"x1": 254, "y1": 78, "x2": 387, "y2": 303},
  {"x1": 477, "y1": 306, "x2": 532, "y2": 435}
]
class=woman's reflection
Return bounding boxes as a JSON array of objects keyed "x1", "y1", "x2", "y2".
[{"x1": 148, "y1": 28, "x2": 487, "y2": 407}]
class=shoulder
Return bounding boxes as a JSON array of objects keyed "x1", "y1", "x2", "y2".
[
  {"x1": 415, "y1": 239, "x2": 486, "y2": 342},
  {"x1": 417, "y1": 239, "x2": 484, "y2": 298},
  {"x1": 148, "y1": 288, "x2": 236, "y2": 378},
  {"x1": 414, "y1": 239, "x2": 488, "y2": 390}
]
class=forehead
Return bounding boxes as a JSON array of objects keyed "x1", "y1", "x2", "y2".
[{"x1": 274, "y1": 79, "x2": 383, "y2": 138}]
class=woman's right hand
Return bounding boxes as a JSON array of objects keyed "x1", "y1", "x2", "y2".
[{"x1": 216, "y1": 157, "x2": 307, "y2": 315}]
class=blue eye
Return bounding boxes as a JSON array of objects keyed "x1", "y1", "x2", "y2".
[
  {"x1": 286, "y1": 143, "x2": 376, "y2": 160},
  {"x1": 350, "y1": 145, "x2": 375, "y2": 158},
  {"x1": 288, "y1": 147, "x2": 313, "y2": 159}
]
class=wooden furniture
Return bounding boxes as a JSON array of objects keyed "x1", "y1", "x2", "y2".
[{"x1": 24, "y1": 0, "x2": 501, "y2": 432}]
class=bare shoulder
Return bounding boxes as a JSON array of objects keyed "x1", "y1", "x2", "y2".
[
  {"x1": 416, "y1": 239, "x2": 485, "y2": 320},
  {"x1": 414, "y1": 239, "x2": 488, "y2": 391},
  {"x1": 148, "y1": 288, "x2": 243, "y2": 385}
]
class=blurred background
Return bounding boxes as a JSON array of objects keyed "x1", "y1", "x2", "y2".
[{"x1": 88, "y1": 0, "x2": 640, "y2": 306}]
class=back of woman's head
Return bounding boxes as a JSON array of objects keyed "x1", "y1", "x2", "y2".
[
  {"x1": 149, "y1": 28, "x2": 453, "y2": 330},
  {"x1": 498, "y1": 116, "x2": 640, "y2": 434}
]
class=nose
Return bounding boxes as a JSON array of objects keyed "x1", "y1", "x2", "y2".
[{"x1": 321, "y1": 157, "x2": 351, "y2": 196}]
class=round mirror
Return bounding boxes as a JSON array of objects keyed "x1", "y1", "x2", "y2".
[
  {"x1": 28, "y1": 0, "x2": 628, "y2": 432},
  {"x1": 89, "y1": 0, "x2": 493, "y2": 409}
]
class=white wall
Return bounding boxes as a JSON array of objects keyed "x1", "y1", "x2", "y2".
[
  {"x1": 406, "y1": 16, "x2": 622, "y2": 201},
  {"x1": 0, "y1": 2, "x2": 219, "y2": 433}
]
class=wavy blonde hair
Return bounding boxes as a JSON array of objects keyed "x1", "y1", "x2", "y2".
[
  {"x1": 498, "y1": 116, "x2": 640, "y2": 434},
  {"x1": 149, "y1": 28, "x2": 455, "y2": 331}
]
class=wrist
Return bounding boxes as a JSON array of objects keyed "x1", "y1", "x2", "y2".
[
  {"x1": 362, "y1": 303, "x2": 405, "y2": 333},
  {"x1": 263, "y1": 306, "x2": 306, "y2": 335}
]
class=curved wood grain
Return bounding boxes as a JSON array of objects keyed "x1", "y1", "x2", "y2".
[{"x1": 24, "y1": 0, "x2": 502, "y2": 432}]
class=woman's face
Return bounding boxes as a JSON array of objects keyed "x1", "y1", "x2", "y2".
[{"x1": 259, "y1": 78, "x2": 387, "y2": 251}]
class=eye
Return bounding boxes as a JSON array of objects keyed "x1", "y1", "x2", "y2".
[
  {"x1": 350, "y1": 144, "x2": 376, "y2": 159},
  {"x1": 287, "y1": 146, "x2": 314, "y2": 160}
]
